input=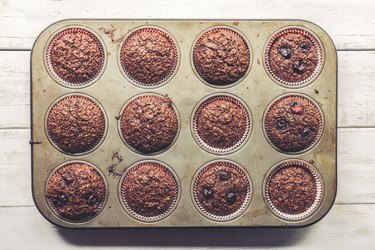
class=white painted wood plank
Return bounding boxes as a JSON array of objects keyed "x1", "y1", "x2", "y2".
[
  {"x1": 0, "y1": 51, "x2": 30, "y2": 129},
  {"x1": 0, "y1": 0, "x2": 374, "y2": 50},
  {"x1": 0, "y1": 205, "x2": 374, "y2": 249},
  {"x1": 1, "y1": 128, "x2": 374, "y2": 206},
  {"x1": 337, "y1": 128, "x2": 375, "y2": 204},
  {"x1": 2, "y1": 50, "x2": 375, "y2": 128},
  {"x1": 0, "y1": 129, "x2": 33, "y2": 206},
  {"x1": 338, "y1": 51, "x2": 375, "y2": 127}
]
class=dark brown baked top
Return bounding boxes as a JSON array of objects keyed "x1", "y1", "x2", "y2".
[
  {"x1": 266, "y1": 29, "x2": 320, "y2": 84},
  {"x1": 121, "y1": 162, "x2": 178, "y2": 218},
  {"x1": 46, "y1": 162, "x2": 106, "y2": 221},
  {"x1": 193, "y1": 28, "x2": 250, "y2": 86},
  {"x1": 195, "y1": 97, "x2": 249, "y2": 150},
  {"x1": 120, "y1": 95, "x2": 178, "y2": 154},
  {"x1": 265, "y1": 95, "x2": 322, "y2": 152},
  {"x1": 194, "y1": 162, "x2": 250, "y2": 217},
  {"x1": 48, "y1": 28, "x2": 104, "y2": 84},
  {"x1": 120, "y1": 28, "x2": 177, "y2": 86},
  {"x1": 267, "y1": 164, "x2": 317, "y2": 215},
  {"x1": 46, "y1": 95, "x2": 106, "y2": 154}
]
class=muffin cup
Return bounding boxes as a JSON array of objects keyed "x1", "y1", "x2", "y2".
[
  {"x1": 45, "y1": 160, "x2": 108, "y2": 223},
  {"x1": 45, "y1": 93, "x2": 108, "y2": 156},
  {"x1": 118, "y1": 93, "x2": 181, "y2": 155},
  {"x1": 191, "y1": 26, "x2": 252, "y2": 88},
  {"x1": 119, "y1": 160, "x2": 180, "y2": 222},
  {"x1": 263, "y1": 93, "x2": 324, "y2": 154},
  {"x1": 191, "y1": 94, "x2": 251, "y2": 155},
  {"x1": 192, "y1": 160, "x2": 252, "y2": 222},
  {"x1": 45, "y1": 26, "x2": 106, "y2": 88},
  {"x1": 264, "y1": 27, "x2": 324, "y2": 88},
  {"x1": 263, "y1": 159, "x2": 324, "y2": 221},
  {"x1": 118, "y1": 26, "x2": 180, "y2": 88}
]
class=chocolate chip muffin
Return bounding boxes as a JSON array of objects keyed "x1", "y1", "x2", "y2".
[
  {"x1": 193, "y1": 161, "x2": 250, "y2": 219},
  {"x1": 120, "y1": 95, "x2": 178, "y2": 154},
  {"x1": 193, "y1": 27, "x2": 250, "y2": 86},
  {"x1": 46, "y1": 162, "x2": 106, "y2": 222},
  {"x1": 121, "y1": 161, "x2": 179, "y2": 220},
  {"x1": 46, "y1": 95, "x2": 106, "y2": 154},
  {"x1": 47, "y1": 27, "x2": 104, "y2": 86},
  {"x1": 193, "y1": 95, "x2": 250, "y2": 153},
  {"x1": 264, "y1": 95, "x2": 323, "y2": 153},
  {"x1": 265, "y1": 28, "x2": 322, "y2": 86},
  {"x1": 120, "y1": 27, "x2": 178, "y2": 86},
  {"x1": 265, "y1": 160, "x2": 322, "y2": 217}
]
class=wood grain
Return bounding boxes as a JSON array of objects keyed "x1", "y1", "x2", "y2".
[
  {"x1": 0, "y1": 51, "x2": 30, "y2": 129},
  {"x1": 0, "y1": 129, "x2": 32, "y2": 207},
  {"x1": 338, "y1": 51, "x2": 375, "y2": 127},
  {"x1": 0, "y1": 205, "x2": 374, "y2": 249},
  {"x1": 0, "y1": 0, "x2": 375, "y2": 50}
]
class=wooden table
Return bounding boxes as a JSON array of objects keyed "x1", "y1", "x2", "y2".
[{"x1": 1, "y1": 0, "x2": 374, "y2": 249}]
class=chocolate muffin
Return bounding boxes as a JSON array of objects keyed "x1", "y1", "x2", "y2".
[
  {"x1": 265, "y1": 160, "x2": 322, "y2": 218},
  {"x1": 46, "y1": 162, "x2": 106, "y2": 222},
  {"x1": 120, "y1": 27, "x2": 178, "y2": 86},
  {"x1": 193, "y1": 27, "x2": 250, "y2": 86},
  {"x1": 193, "y1": 161, "x2": 251, "y2": 219},
  {"x1": 121, "y1": 161, "x2": 179, "y2": 220},
  {"x1": 264, "y1": 95, "x2": 323, "y2": 153},
  {"x1": 47, "y1": 27, "x2": 104, "y2": 86},
  {"x1": 120, "y1": 95, "x2": 178, "y2": 154},
  {"x1": 193, "y1": 95, "x2": 250, "y2": 153},
  {"x1": 265, "y1": 28, "x2": 322, "y2": 86},
  {"x1": 46, "y1": 95, "x2": 106, "y2": 154}
]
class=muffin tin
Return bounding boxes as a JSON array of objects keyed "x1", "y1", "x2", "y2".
[{"x1": 31, "y1": 19, "x2": 337, "y2": 228}]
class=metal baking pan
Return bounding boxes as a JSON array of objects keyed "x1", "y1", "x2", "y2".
[{"x1": 31, "y1": 19, "x2": 337, "y2": 228}]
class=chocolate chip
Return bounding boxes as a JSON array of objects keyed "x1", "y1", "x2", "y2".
[
  {"x1": 87, "y1": 194, "x2": 97, "y2": 205},
  {"x1": 300, "y1": 43, "x2": 311, "y2": 53},
  {"x1": 301, "y1": 127, "x2": 311, "y2": 137},
  {"x1": 227, "y1": 193, "x2": 236, "y2": 205},
  {"x1": 291, "y1": 102, "x2": 298, "y2": 107},
  {"x1": 203, "y1": 187, "x2": 214, "y2": 199},
  {"x1": 292, "y1": 60, "x2": 306, "y2": 74},
  {"x1": 82, "y1": 191, "x2": 93, "y2": 199},
  {"x1": 219, "y1": 170, "x2": 231, "y2": 181},
  {"x1": 62, "y1": 174, "x2": 74, "y2": 184},
  {"x1": 276, "y1": 119, "x2": 288, "y2": 130},
  {"x1": 278, "y1": 46, "x2": 292, "y2": 59},
  {"x1": 57, "y1": 192, "x2": 67, "y2": 206}
]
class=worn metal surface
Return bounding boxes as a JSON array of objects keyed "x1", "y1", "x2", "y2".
[{"x1": 31, "y1": 19, "x2": 337, "y2": 228}]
